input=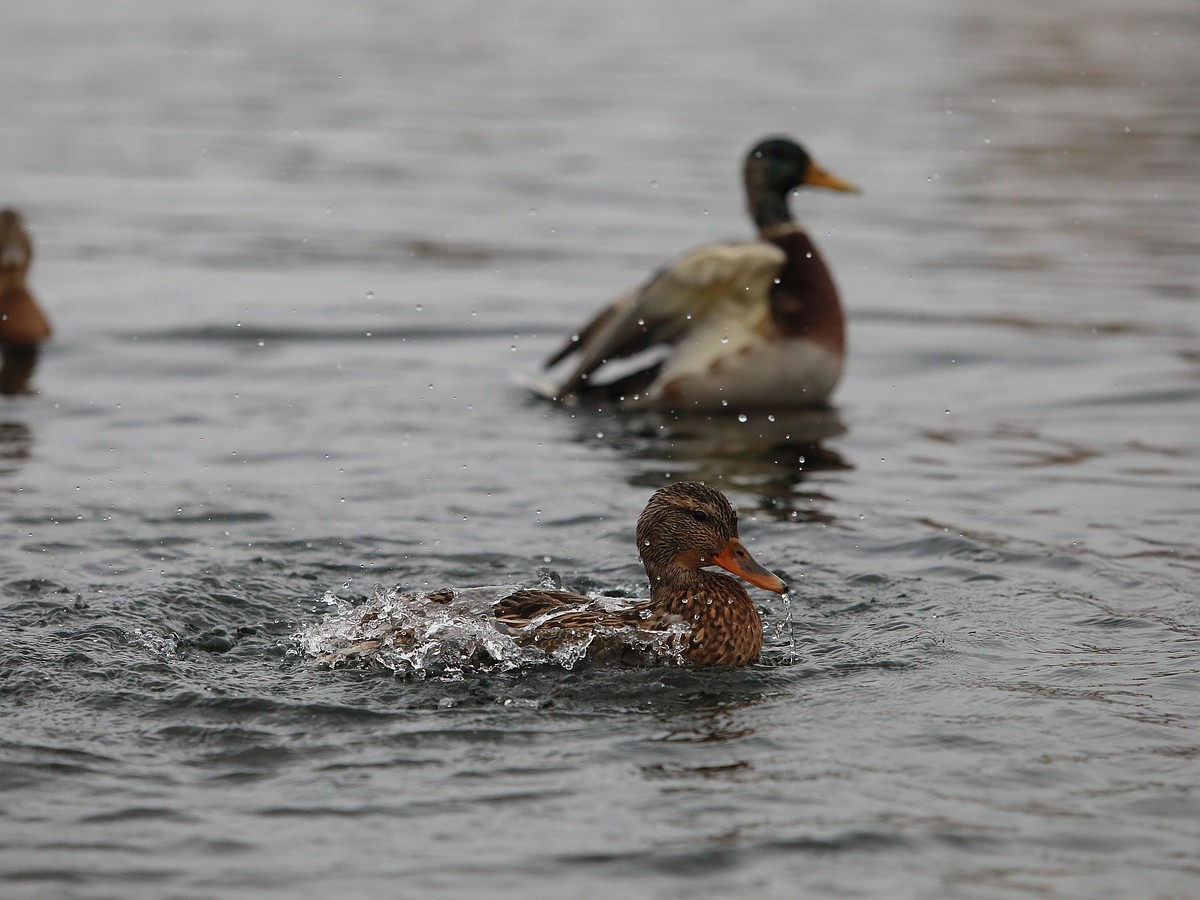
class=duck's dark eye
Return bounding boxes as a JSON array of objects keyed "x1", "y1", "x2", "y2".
[{"x1": 690, "y1": 510, "x2": 710, "y2": 523}]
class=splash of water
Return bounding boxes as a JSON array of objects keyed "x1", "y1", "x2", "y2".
[
  {"x1": 764, "y1": 590, "x2": 798, "y2": 666},
  {"x1": 294, "y1": 583, "x2": 687, "y2": 679},
  {"x1": 780, "y1": 590, "x2": 796, "y2": 651}
]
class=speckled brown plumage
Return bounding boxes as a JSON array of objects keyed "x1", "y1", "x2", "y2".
[
  {"x1": 491, "y1": 481, "x2": 786, "y2": 666},
  {"x1": 0, "y1": 209, "x2": 52, "y2": 395}
]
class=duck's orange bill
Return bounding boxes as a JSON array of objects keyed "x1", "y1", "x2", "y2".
[
  {"x1": 804, "y1": 161, "x2": 859, "y2": 194},
  {"x1": 712, "y1": 538, "x2": 787, "y2": 594}
]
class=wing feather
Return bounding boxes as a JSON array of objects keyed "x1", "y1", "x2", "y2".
[
  {"x1": 493, "y1": 588, "x2": 592, "y2": 627},
  {"x1": 547, "y1": 242, "x2": 785, "y2": 399}
]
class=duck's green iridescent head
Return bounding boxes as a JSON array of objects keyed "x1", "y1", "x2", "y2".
[
  {"x1": 748, "y1": 137, "x2": 815, "y2": 194},
  {"x1": 743, "y1": 136, "x2": 858, "y2": 229}
]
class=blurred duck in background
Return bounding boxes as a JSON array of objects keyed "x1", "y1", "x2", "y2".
[{"x1": 0, "y1": 209, "x2": 52, "y2": 395}]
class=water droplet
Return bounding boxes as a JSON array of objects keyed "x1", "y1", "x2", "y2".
[{"x1": 737, "y1": 414, "x2": 748, "y2": 423}]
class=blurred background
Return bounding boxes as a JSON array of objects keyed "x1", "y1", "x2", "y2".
[{"x1": 1, "y1": 1, "x2": 1197, "y2": 897}]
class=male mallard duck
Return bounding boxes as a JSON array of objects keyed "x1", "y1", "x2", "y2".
[
  {"x1": 538, "y1": 137, "x2": 857, "y2": 412},
  {"x1": 0, "y1": 209, "x2": 53, "y2": 395},
  {"x1": 322, "y1": 481, "x2": 786, "y2": 668}
]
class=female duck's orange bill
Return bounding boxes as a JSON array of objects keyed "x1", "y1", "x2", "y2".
[{"x1": 711, "y1": 538, "x2": 787, "y2": 593}]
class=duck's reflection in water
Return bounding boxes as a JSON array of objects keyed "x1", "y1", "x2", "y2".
[
  {"x1": 561, "y1": 405, "x2": 852, "y2": 523},
  {"x1": 0, "y1": 420, "x2": 32, "y2": 479}
]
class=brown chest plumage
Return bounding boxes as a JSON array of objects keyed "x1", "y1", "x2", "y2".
[
  {"x1": 0, "y1": 285, "x2": 52, "y2": 395},
  {"x1": 767, "y1": 230, "x2": 845, "y2": 355},
  {"x1": 644, "y1": 575, "x2": 765, "y2": 666}
]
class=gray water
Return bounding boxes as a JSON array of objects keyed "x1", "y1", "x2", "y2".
[{"x1": 2, "y1": 1, "x2": 1198, "y2": 897}]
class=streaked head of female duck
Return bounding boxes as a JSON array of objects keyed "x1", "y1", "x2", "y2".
[
  {"x1": 0, "y1": 209, "x2": 33, "y2": 287},
  {"x1": 636, "y1": 481, "x2": 786, "y2": 596},
  {"x1": 743, "y1": 136, "x2": 858, "y2": 233}
]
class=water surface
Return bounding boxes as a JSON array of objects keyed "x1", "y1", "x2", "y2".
[{"x1": 2, "y1": 1, "x2": 1198, "y2": 897}]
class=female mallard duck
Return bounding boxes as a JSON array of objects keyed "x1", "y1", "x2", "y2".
[
  {"x1": 0, "y1": 209, "x2": 53, "y2": 395},
  {"x1": 323, "y1": 482, "x2": 786, "y2": 668},
  {"x1": 495, "y1": 480, "x2": 785, "y2": 665},
  {"x1": 538, "y1": 137, "x2": 857, "y2": 412}
]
